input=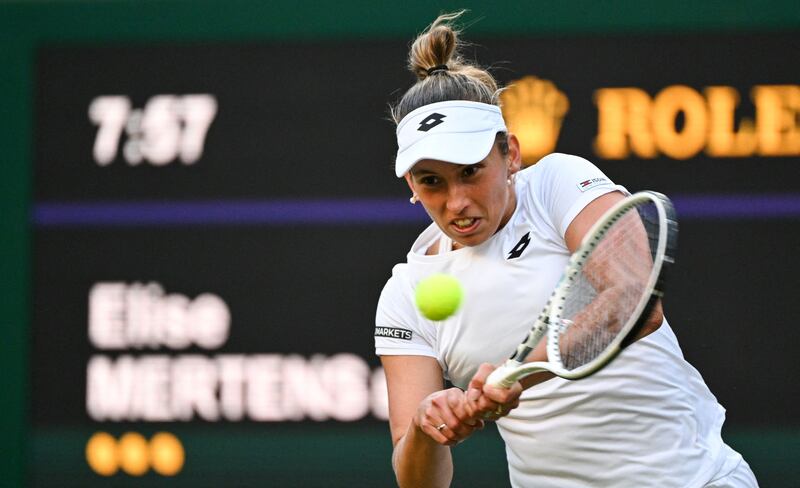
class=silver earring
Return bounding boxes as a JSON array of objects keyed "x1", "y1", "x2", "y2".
[
  {"x1": 409, "y1": 194, "x2": 419, "y2": 204},
  {"x1": 507, "y1": 178, "x2": 512, "y2": 186}
]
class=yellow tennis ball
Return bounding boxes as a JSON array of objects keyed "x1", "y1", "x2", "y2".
[{"x1": 415, "y1": 274, "x2": 463, "y2": 321}]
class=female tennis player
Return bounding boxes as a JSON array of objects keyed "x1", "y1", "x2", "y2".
[{"x1": 374, "y1": 12, "x2": 757, "y2": 488}]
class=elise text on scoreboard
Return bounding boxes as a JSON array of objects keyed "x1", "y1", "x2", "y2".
[{"x1": 86, "y1": 282, "x2": 389, "y2": 423}]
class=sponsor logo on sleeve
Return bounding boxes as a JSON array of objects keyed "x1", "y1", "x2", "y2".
[
  {"x1": 577, "y1": 177, "x2": 610, "y2": 192},
  {"x1": 374, "y1": 327, "x2": 413, "y2": 340}
]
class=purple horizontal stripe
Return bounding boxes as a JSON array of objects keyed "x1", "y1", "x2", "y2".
[
  {"x1": 672, "y1": 194, "x2": 800, "y2": 219},
  {"x1": 31, "y1": 194, "x2": 800, "y2": 227},
  {"x1": 32, "y1": 199, "x2": 428, "y2": 226}
]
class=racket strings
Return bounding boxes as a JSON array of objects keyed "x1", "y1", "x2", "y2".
[{"x1": 557, "y1": 203, "x2": 660, "y2": 371}]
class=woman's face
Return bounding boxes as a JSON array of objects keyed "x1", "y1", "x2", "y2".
[{"x1": 405, "y1": 136, "x2": 522, "y2": 248}]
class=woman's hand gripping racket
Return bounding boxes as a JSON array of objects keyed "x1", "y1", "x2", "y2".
[{"x1": 486, "y1": 191, "x2": 678, "y2": 388}]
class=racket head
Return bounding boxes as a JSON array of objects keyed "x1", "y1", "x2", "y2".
[
  {"x1": 545, "y1": 191, "x2": 677, "y2": 379},
  {"x1": 486, "y1": 191, "x2": 678, "y2": 388}
]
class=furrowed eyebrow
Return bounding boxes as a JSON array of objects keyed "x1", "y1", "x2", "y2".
[{"x1": 411, "y1": 162, "x2": 481, "y2": 178}]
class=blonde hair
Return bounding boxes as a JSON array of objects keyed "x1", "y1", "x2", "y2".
[{"x1": 390, "y1": 11, "x2": 502, "y2": 125}]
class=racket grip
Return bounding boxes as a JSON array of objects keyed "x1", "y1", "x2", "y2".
[{"x1": 486, "y1": 360, "x2": 524, "y2": 389}]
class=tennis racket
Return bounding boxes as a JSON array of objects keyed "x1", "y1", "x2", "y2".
[{"x1": 486, "y1": 191, "x2": 678, "y2": 387}]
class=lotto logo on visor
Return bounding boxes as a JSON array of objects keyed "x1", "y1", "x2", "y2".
[
  {"x1": 418, "y1": 113, "x2": 447, "y2": 131},
  {"x1": 395, "y1": 100, "x2": 508, "y2": 177}
]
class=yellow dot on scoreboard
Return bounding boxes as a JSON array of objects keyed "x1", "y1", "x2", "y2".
[
  {"x1": 149, "y1": 432, "x2": 185, "y2": 476},
  {"x1": 118, "y1": 432, "x2": 149, "y2": 476},
  {"x1": 85, "y1": 431, "x2": 118, "y2": 476}
]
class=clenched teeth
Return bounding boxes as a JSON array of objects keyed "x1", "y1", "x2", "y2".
[{"x1": 454, "y1": 218, "x2": 476, "y2": 228}]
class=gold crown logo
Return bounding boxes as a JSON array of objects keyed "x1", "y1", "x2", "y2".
[{"x1": 501, "y1": 76, "x2": 570, "y2": 166}]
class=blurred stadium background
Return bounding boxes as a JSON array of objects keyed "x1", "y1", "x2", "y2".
[{"x1": 1, "y1": 1, "x2": 799, "y2": 486}]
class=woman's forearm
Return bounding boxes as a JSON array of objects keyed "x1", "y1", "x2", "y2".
[{"x1": 393, "y1": 420, "x2": 453, "y2": 488}]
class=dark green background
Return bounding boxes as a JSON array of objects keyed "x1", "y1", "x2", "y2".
[{"x1": 3, "y1": 1, "x2": 800, "y2": 486}]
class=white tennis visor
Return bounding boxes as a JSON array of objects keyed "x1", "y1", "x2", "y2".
[{"x1": 394, "y1": 100, "x2": 508, "y2": 177}]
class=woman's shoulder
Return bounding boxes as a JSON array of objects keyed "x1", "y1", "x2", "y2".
[
  {"x1": 521, "y1": 152, "x2": 597, "y2": 177},
  {"x1": 377, "y1": 263, "x2": 412, "y2": 308},
  {"x1": 517, "y1": 152, "x2": 607, "y2": 197}
]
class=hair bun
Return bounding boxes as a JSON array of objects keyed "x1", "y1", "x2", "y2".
[
  {"x1": 390, "y1": 11, "x2": 500, "y2": 124},
  {"x1": 409, "y1": 15, "x2": 460, "y2": 80}
]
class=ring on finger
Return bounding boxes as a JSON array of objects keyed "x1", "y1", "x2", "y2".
[{"x1": 436, "y1": 423, "x2": 447, "y2": 432}]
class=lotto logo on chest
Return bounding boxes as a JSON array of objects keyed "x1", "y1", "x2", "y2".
[{"x1": 507, "y1": 231, "x2": 532, "y2": 260}]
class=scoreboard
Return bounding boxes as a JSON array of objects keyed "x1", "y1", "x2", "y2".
[{"x1": 29, "y1": 32, "x2": 800, "y2": 487}]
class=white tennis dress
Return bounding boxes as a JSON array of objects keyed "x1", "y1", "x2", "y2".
[{"x1": 375, "y1": 153, "x2": 755, "y2": 487}]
